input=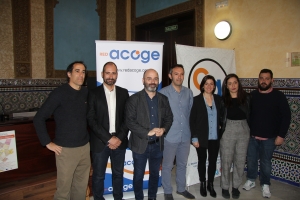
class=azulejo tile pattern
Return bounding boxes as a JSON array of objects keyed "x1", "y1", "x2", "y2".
[
  {"x1": 241, "y1": 78, "x2": 300, "y2": 187},
  {"x1": 272, "y1": 152, "x2": 300, "y2": 187},
  {"x1": 240, "y1": 78, "x2": 300, "y2": 88},
  {"x1": 0, "y1": 79, "x2": 66, "y2": 114}
]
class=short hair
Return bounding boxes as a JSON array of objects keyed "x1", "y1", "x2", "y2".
[
  {"x1": 169, "y1": 64, "x2": 184, "y2": 74},
  {"x1": 143, "y1": 68, "x2": 158, "y2": 79},
  {"x1": 259, "y1": 69, "x2": 273, "y2": 79},
  {"x1": 200, "y1": 75, "x2": 216, "y2": 94},
  {"x1": 66, "y1": 61, "x2": 87, "y2": 82},
  {"x1": 102, "y1": 61, "x2": 118, "y2": 72}
]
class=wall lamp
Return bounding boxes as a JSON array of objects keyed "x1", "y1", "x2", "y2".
[{"x1": 214, "y1": 21, "x2": 232, "y2": 40}]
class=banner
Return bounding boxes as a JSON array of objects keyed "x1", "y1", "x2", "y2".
[
  {"x1": 176, "y1": 44, "x2": 236, "y2": 186},
  {"x1": 95, "y1": 40, "x2": 164, "y2": 195},
  {"x1": 104, "y1": 149, "x2": 162, "y2": 195},
  {"x1": 96, "y1": 40, "x2": 164, "y2": 94},
  {"x1": 176, "y1": 44, "x2": 236, "y2": 96},
  {"x1": 0, "y1": 130, "x2": 18, "y2": 172}
]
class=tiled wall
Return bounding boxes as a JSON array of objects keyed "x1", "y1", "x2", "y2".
[
  {"x1": 0, "y1": 78, "x2": 299, "y2": 187},
  {"x1": 0, "y1": 79, "x2": 66, "y2": 114}
]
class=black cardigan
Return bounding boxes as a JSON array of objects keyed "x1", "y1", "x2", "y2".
[{"x1": 189, "y1": 93, "x2": 223, "y2": 148}]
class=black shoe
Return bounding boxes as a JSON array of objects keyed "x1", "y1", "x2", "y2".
[
  {"x1": 207, "y1": 182, "x2": 217, "y2": 198},
  {"x1": 148, "y1": 198, "x2": 156, "y2": 200},
  {"x1": 176, "y1": 190, "x2": 195, "y2": 199},
  {"x1": 232, "y1": 187, "x2": 240, "y2": 199},
  {"x1": 164, "y1": 194, "x2": 174, "y2": 200},
  {"x1": 222, "y1": 189, "x2": 230, "y2": 199},
  {"x1": 200, "y1": 181, "x2": 207, "y2": 197}
]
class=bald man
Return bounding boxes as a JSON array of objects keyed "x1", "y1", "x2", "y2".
[{"x1": 125, "y1": 69, "x2": 173, "y2": 200}]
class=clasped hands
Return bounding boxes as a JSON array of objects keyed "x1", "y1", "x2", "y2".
[
  {"x1": 107, "y1": 136, "x2": 122, "y2": 149},
  {"x1": 148, "y1": 128, "x2": 165, "y2": 137}
]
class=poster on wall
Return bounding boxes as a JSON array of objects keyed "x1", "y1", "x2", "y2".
[
  {"x1": 176, "y1": 44, "x2": 236, "y2": 186},
  {"x1": 0, "y1": 130, "x2": 18, "y2": 173},
  {"x1": 95, "y1": 40, "x2": 164, "y2": 196}
]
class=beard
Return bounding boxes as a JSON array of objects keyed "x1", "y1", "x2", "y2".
[
  {"x1": 104, "y1": 78, "x2": 116, "y2": 86},
  {"x1": 258, "y1": 81, "x2": 272, "y2": 91},
  {"x1": 144, "y1": 83, "x2": 157, "y2": 92}
]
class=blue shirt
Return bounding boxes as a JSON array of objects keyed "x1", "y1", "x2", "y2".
[
  {"x1": 159, "y1": 84, "x2": 193, "y2": 143},
  {"x1": 192, "y1": 96, "x2": 218, "y2": 142},
  {"x1": 205, "y1": 96, "x2": 218, "y2": 140},
  {"x1": 145, "y1": 92, "x2": 158, "y2": 141}
]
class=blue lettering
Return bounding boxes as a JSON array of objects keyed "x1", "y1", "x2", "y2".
[
  {"x1": 151, "y1": 51, "x2": 160, "y2": 60},
  {"x1": 216, "y1": 79, "x2": 222, "y2": 96},
  {"x1": 121, "y1": 50, "x2": 129, "y2": 60},
  {"x1": 124, "y1": 160, "x2": 134, "y2": 166},
  {"x1": 141, "y1": 50, "x2": 150, "y2": 63},
  {"x1": 109, "y1": 49, "x2": 160, "y2": 63},
  {"x1": 110, "y1": 50, "x2": 119, "y2": 59},
  {"x1": 131, "y1": 50, "x2": 139, "y2": 60}
]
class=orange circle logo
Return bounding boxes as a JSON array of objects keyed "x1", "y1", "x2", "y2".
[{"x1": 193, "y1": 68, "x2": 209, "y2": 90}]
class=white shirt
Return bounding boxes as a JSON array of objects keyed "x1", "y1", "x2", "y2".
[{"x1": 104, "y1": 84, "x2": 116, "y2": 134}]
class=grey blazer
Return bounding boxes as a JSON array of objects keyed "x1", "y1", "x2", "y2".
[{"x1": 125, "y1": 89, "x2": 173, "y2": 154}]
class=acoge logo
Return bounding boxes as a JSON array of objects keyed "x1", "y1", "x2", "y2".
[
  {"x1": 188, "y1": 58, "x2": 227, "y2": 96},
  {"x1": 100, "y1": 49, "x2": 160, "y2": 63}
]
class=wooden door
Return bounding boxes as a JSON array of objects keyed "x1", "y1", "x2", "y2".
[{"x1": 135, "y1": 11, "x2": 195, "y2": 86}]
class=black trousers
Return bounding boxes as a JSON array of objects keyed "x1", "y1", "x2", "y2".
[{"x1": 196, "y1": 140, "x2": 220, "y2": 183}]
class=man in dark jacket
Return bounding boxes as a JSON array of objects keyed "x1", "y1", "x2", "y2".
[
  {"x1": 87, "y1": 62, "x2": 129, "y2": 200},
  {"x1": 125, "y1": 69, "x2": 173, "y2": 200}
]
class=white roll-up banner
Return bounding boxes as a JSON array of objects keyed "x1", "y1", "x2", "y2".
[{"x1": 95, "y1": 40, "x2": 164, "y2": 196}]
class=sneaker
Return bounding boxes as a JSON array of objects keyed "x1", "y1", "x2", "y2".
[
  {"x1": 176, "y1": 190, "x2": 195, "y2": 199},
  {"x1": 262, "y1": 184, "x2": 271, "y2": 198},
  {"x1": 243, "y1": 180, "x2": 256, "y2": 191},
  {"x1": 164, "y1": 194, "x2": 174, "y2": 200}
]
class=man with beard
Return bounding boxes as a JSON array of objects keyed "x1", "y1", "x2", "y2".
[
  {"x1": 87, "y1": 62, "x2": 129, "y2": 200},
  {"x1": 125, "y1": 69, "x2": 173, "y2": 200},
  {"x1": 243, "y1": 69, "x2": 291, "y2": 198},
  {"x1": 159, "y1": 64, "x2": 195, "y2": 200}
]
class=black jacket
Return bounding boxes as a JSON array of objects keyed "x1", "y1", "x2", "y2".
[
  {"x1": 220, "y1": 93, "x2": 251, "y2": 134},
  {"x1": 125, "y1": 89, "x2": 173, "y2": 154},
  {"x1": 87, "y1": 85, "x2": 129, "y2": 153},
  {"x1": 190, "y1": 93, "x2": 223, "y2": 148}
]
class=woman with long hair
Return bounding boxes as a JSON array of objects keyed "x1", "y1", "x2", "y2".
[
  {"x1": 190, "y1": 75, "x2": 223, "y2": 198},
  {"x1": 220, "y1": 73, "x2": 251, "y2": 199}
]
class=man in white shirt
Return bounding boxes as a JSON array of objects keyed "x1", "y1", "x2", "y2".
[{"x1": 87, "y1": 62, "x2": 129, "y2": 200}]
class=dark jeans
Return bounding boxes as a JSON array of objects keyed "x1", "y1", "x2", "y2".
[
  {"x1": 132, "y1": 142, "x2": 163, "y2": 200},
  {"x1": 246, "y1": 137, "x2": 276, "y2": 186},
  {"x1": 92, "y1": 146, "x2": 126, "y2": 200},
  {"x1": 196, "y1": 140, "x2": 220, "y2": 183}
]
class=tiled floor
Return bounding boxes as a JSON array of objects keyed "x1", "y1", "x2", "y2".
[{"x1": 94, "y1": 169, "x2": 300, "y2": 200}]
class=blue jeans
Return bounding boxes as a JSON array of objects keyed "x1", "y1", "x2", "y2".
[
  {"x1": 246, "y1": 137, "x2": 276, "y2": 186},
  {"x1": 132, "y1": 142, "x2": 163, "y2": 200},
  {"x1": 92, "y1": 146, "x2": 126, "y2": 200}
]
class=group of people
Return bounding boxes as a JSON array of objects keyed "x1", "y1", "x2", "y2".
[{"x1": 33, "y1": 61, "x2": 291, "y2": 200}]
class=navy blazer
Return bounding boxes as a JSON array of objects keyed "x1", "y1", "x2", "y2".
[
  {"x1": 125, "y1": 89, "x2": 173, "y2": 154},
  {"x1": 87, "y1": 84, "x2": 129, "y2": 153},
  {"x1": 190, "y1": 93, "x2": 223, "y2": 148}
]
